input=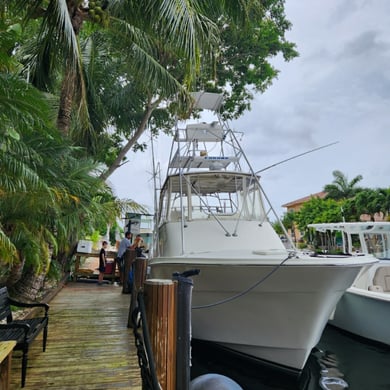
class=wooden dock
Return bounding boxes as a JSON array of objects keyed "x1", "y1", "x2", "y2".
[{"x1": 9, "y1": 282, "x2": 142, "y2": 390}]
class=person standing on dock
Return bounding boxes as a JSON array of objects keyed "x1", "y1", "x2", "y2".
[
  {"x1": 131, "y1": 234, "x2": 144, "y2": 257},
  {"x1": 116, "y1": 232, "x2": 132, "y2": 285},
  {"x1": 98, "y1": 241, "x2": 108, "y2": 285}
]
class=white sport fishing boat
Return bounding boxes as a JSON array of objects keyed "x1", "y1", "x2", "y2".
[
  {"x1": 309, "y1": 222, "x2": 390, "y2": 345},
  {"x1": 148, "y1": 92, "x2": 377, "y2": 372}
]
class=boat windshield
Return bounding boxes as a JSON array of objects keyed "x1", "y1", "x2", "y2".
[
  {"x1": 364, "y1": 232, "x2": 390, "y2": 259},
  {"x1": 158, "y1": 172, "x2": 266, "y2": 224}
]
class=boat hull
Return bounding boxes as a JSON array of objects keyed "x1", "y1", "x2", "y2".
[
  {"x1": 309, "y1": 223, "x2": 390, "y2": 345},
  {"x1": 149, "y1": 259, "x2": 366, "y2": 371},
  {"x1": 330, "y1": 288, "x2": 390, "y2": 345},
  {"x1": 329, "y1": 261, "x2": 390, "y2": 345}
]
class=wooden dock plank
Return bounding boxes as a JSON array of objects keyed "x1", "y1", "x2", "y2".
[{"x1": 9, "y1": 282, "x2": 142, "y2": 390}]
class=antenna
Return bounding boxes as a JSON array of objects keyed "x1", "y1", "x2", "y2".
[{"x1": 255, "y1": 141, "x2": 339, "y2": 174}]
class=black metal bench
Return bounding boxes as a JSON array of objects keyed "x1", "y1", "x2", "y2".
[{"x1": 0, "y1": 286, "x2": 49, "y2": 387}]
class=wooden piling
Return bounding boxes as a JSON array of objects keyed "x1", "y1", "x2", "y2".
[
  {"x1": 122, "y1": 249, "x2": 137, "y2": 293},
  {"x1": 127, "y1": 257, "x2": 148, "y2": 328},
  {"x1": 144, "y1": 279, "x2": 177, "y2": 390}
]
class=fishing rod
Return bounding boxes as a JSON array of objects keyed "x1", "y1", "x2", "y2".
[{"x1": 255, "y1": 141, "x2": 339, "y2": 174}]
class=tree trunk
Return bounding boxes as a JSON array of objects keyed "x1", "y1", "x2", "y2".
[
  {"x1": 11, "y1": 265, "x2": 46, "y2": 301},
  {"x1": 5, "y1": 253, "x2": 25, "y2": 288},
  {"x1": 100, "y1": 97, "x2": 161, "y2": 181},
  {"x1": 57, "y1": 65, "x2": 76, "y2": 137},
  {"x1": 57, "y1": 1, "x2": 86, "y2": 136},
  {"x1": 10, "y1": 252, "x2": 51, "y2": 301}
]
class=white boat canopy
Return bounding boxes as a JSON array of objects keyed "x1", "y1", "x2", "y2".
[
  {"x1": 308, "y1": 222, "x2": 390, "y2": 234},
  {"x1": 309, "y1": 222, "x2": 390, "y2": 259}
]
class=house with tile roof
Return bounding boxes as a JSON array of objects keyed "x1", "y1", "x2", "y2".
[{"x1": 282, "y1": 191, "x2": 327, "y2": 241}]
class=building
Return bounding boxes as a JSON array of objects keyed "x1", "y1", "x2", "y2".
[{"x1": 282, "y1": 191, "x2": 327, "y2": 241}]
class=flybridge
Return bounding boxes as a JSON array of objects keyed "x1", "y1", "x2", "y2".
[
  {"x1": 167, "y1": 92, "x2": 244, "y2": 174},
  {"x1": 169, "y1": 120, "x2": 243, "y2": 174},
  {"x1": 158, "y1": 92, "x2": 271, "y2": 240},
  {"x1": 169, "y1": 121, "x2": 241, "y2": 172}
]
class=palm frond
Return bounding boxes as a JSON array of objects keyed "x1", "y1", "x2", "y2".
[
  {"x1": 0, "y1": 227, "x2": 18, "y2": 264},
  {"x1": 0, "y1": 73, "x2": 54, "y2": 130},
  {"x1": 18, "y1": 0, "x2": 81, "y2": 89},
  {"x1": 0, "y1": 153, "x2": 44, "y2": 192}
]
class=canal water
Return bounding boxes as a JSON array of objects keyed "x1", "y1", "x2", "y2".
[{"x1": 191, "y1": 325, "x2": 390, "y2": 389}]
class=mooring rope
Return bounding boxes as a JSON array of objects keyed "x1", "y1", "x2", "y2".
[{"x1": 192, "y1": 252, "x2": 295, "y2": 309}]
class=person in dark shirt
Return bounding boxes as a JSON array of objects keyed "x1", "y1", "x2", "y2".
[{"x1": 98, "y1": 241, "x2": 108, "y2": 285}]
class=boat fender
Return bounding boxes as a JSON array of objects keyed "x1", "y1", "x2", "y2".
[{"x1": 190, "y1": 373, "x2": 243, "y2": 390}]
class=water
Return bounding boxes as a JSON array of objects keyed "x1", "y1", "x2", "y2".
[{"x1": 191, "y1": 325, "x2": 390, "y2": 389}]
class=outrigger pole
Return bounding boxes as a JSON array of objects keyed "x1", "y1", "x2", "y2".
[{"x1": 255, "y1": 141, "x2": 339, "y2": 174}]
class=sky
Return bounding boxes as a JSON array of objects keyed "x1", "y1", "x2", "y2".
[{"x1": 108, "y1": 0, "x2": 390, "y2": 219}]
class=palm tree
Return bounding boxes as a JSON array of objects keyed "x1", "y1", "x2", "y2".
[
  {"x1": 0, "y1": 126, "x2": 123, "y2": 298},
  {"x1": 352, "y1": 188, "x2": 390, "y2": 221},
  {"x1": 0, "y1": 49, "x2": 121, "y2": 298},
  {"x1": 0, "y1": 72, "x2": 55, "y2": 267},
  {"x1": 7, "y1": 0, "x2": 281, "y2": 181},
  {"x1": 6, "y1": 0, "x2": 219, "y2": 136},
  {"x1": 1, "y1": 9, "x2": 151, "y2": 297},
  {"x1": 324, "y1": 170, "x2": 363, "y2": 200}
]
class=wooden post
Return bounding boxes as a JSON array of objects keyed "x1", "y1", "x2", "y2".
[
  {"x1": 127, "y1": 257, "x2": 148, "y2": 328},
  {"x1": 144, "y1": 280, "x2": 177, "y2": 390},
  {"x1": 173, "y1": 275, "x2": 193, "y2": 390},
  {"x1": 122, "y1": 249, "x2": 136, "y2": 294}
]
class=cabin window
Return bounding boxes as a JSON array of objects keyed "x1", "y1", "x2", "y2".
[
  {"x1": 365, "y1": 233, "x2": 389, "y2": 259},
  {"x1": 239, "y1": 185, "x2": 265, "y2": 220},
  {"x1": 158, "y1": 189, "x2": 168, "y2": 225},
  {"x1": 159, "y1": 173, "x2": 267, "y2": 223}
]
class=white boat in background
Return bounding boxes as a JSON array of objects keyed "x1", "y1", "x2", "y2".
[
  {"x1": 309, "y1": 222, "x2": 390, "y2": 345},
  {"x1": 148, "y1": 92, "x2": 377, "y2": 372}
]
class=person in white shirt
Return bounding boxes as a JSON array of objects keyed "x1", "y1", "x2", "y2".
[{"x1": 116, "y1": 231, "x2": 132, "y2": 284}]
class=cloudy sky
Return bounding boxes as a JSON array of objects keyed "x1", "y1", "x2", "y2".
[{"x1": 108, "y1": 0, "x2": 390, "y2": 218}]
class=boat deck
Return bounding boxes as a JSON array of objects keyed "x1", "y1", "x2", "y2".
[{"x1": 9, "y1": 282, "x2": 142, "y2": 389}]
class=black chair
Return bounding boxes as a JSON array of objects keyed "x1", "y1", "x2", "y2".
[{"x1": 0, "y1": 286, "x2": 49, "y2": 387}]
